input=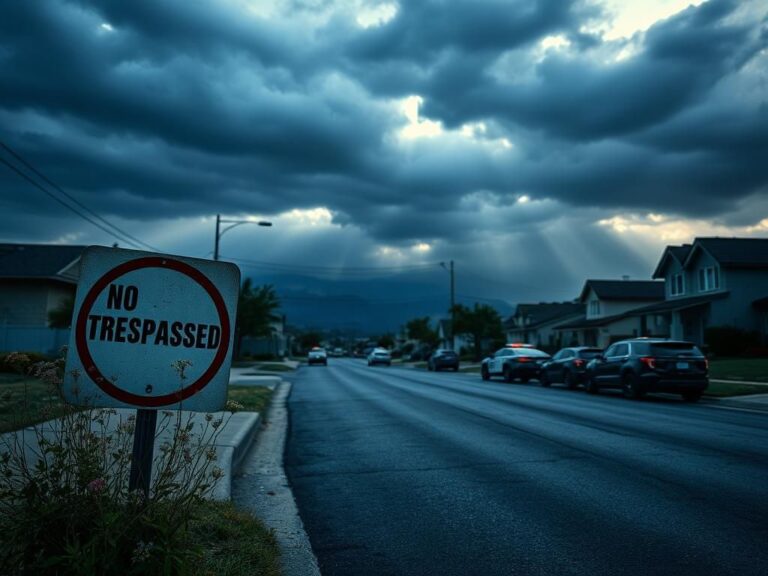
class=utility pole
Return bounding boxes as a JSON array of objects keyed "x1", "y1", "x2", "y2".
[
  {"x1": 214, "y1": 214, "x2": 221, "y2": 261},
  {"x1": 441, "y1": 260, "x2": 456, "y2": 350},
  {"x1": 449, "y1": 260, "x2": 455, "y2": 351}
]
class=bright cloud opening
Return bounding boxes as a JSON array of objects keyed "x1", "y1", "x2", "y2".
[
  {"x1": 278, "y1": 207, "x2": 335, "y2": 227},
  {"x1": 540, "y1": 35, "x2": 570, "y2": 50},
  {"x1": 412, "y1": 242, "x2": 431, "y2": 253},
  {"x1": 357, "y1": 2, "x2": 398, "y2": 28},
  {"x1": 398, "y1": 96, "x2": 443, "y2": 140}
]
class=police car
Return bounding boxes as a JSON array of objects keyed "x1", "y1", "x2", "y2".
[{"x1": 481, "y1": 344, "x2": 551, "y2": 383}]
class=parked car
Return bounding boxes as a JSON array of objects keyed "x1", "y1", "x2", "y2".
[
  {"x1": 539, "y1": 347, "x2": 603, "y2": 389},
  {"x1": 584, "y1": 338, "x2": 708, "y2": 401},
  {"x1": 427, "y1": 349, "x2": 459, "y2": 372},
  {"x1": 481, "y1": 344, "x2": 551, "y2": 383},
  {"x1": 307, "y1": 347, "x2": 328, "y2": 366},
  {"x1": 328, "y1": 348, "x2": 344, "y2": 358},
  {"x1": 367, "y1": 348, "x2": 392, "y2": 366}
]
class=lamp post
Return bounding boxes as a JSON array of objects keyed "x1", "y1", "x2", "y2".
[
  {"x1": 440, "y1": 260, "x2": 455, "y2": 350},
  {"x1": 213, "y1": 214, "x2": 272, "y2": 261}
]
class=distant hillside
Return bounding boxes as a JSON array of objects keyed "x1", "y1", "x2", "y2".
[{"x1": 243, "y1": 272, "x2": 513, "y2": 335}]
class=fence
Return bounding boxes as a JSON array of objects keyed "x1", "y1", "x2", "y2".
[{"x1": 0, "y1": 324, "x2": 71, "y2": 356}]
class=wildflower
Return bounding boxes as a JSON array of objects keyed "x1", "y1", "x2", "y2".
[
  {"x1": 177, "y1": 431, "x2": 190, "y2": 444},
  {"x1": 205, "y1": 448, "x2": 217, "y2": 461},
  {"x1": 183, "y1": 449, "x2": 193, "y2": 464},
  {"x1": 171, "y1": 359, "x2": 193, "y2": 380},
  {"x1": 86, "y1": 478, "x2": 107, "y2": 495},
  {"x1": 211, "y1": 467, "x2": 224, "y2": 480},
  {"x1": 205, "y1": 413, "x2": 213, "y2": 422},
  {"x1": 211, "y1": 418, "x2": 223, "y2": 430},
  {"x1": 225, "y1": 400, "x2": 244, "y2": 413}
]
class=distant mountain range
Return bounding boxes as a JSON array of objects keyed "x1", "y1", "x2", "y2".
[{"x1": 244, "y1": 272, "x2": 514, "y2": 335}]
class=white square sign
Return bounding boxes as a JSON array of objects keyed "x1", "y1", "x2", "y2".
[{"x1": 63, "y1": 246, "x2": 240, "y2": 411}]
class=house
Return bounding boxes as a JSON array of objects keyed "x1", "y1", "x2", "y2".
[
  {"x1": 556, "y1": 279, "x2": 665, "y2": 348},
  {"x1": 504, "y1": 302, "x2": 584, "y2": 351},
  {"x1": 630, "y1": 237, "x2": 768, "y2": 346},
  {"x1": 0, "y1": 243, "x2": 85, "y2": 354},
  {"x1": 437, "y1": 319, "x2": 470, "y2": 353}
]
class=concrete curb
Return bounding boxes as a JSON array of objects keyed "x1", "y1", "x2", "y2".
[{"x1": 233, "y1": 381, "x2": 322, "y2": 576}]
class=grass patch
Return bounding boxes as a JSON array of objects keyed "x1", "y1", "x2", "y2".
[
  {"x1": 704, "y1": 380, "x2": 768, "y2": 397},
  {"x1": 255, "y1": 363, "x2": 295, "y2": 372},
  {"x1": 191, "y1": 500, "x2": 281, "y2": 576},
  {"x1": 708, "y1": 358, "x2": 768, "y2": 382},
  {"x1": 0, "y1": 374, "x2": 70, "y2": 433},
  {"x1": 227, "y1": 385, "x2": 274, "y2": 413}
]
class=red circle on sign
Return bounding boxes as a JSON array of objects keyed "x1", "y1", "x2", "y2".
[{"x1": 75, "y1": 257, "x2": 231, "y2": 407}]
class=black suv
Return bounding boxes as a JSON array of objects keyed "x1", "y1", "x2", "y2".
[
  {"x1": 585, "y1": 338, "x2": 708, "y2": 401},
  {"x1": 540, "y1": 347, "x2": 603, "y2": 389}
]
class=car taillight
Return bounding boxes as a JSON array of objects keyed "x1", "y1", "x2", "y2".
[
  {"x1": 573, "y1": 359, "x2": 585, "y2": 368},
  {"x1": 704, "y1": 358, "x2": 709, "y2": 370},
  {"x1": 517, "y1": 357, "x2": 531, "y2": 363},
  {"x1": 640, "y1": 357, "x2": 656, "y2": 369}
]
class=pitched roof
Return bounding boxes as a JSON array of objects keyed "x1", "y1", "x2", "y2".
[
  {"x1": 0, "y1": 243, "x2": 85, "y2": 282},
  {"x1": 686, "y1": 237, "x2": 768, "y2": 269},
  {"x1": 652, "y1": 244, "x2": 692, "y2": 278},
  {"x1": 504, "y1": 302, "x2": 584, "y2": 330},
  {"x1": 579, "y1": 280, "x2": 665, "y2": 303}
]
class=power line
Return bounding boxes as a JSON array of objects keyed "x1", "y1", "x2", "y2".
[{"x1": 0, "y1": 141, "x2": 159, "y2": 252}]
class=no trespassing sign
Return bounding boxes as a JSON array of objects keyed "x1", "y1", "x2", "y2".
[{"x1": 63, "y1": 246, "x2": 240, "y2": 411}]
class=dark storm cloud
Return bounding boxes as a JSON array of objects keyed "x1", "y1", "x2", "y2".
[
  {"x1": 416, "y1": 0, "x2": 762, "y2": 139},
  {"x1": 348, "y1": 0, "x2": 588, "y2": 61},
  {"x1": 0, "y1": 0, "x2": 766, "y2": 252}
]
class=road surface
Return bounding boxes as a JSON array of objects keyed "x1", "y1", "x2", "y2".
[{"x1": 284, "y1": 359, "x2": 768, "y2": 576}]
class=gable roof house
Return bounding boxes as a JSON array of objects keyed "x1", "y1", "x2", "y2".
[
  {"x1": 632, "y1": 237, "x2": 768, "y2": 347},
  {"x1": 555, "y1": 279, "x2": 665, "y2": 348},
  {"x1": 0, "y1": 243, "x2": 85, "y2": 354},
  {"x1": 504, "y1": 302, "x2": 584, "y2": 352}
]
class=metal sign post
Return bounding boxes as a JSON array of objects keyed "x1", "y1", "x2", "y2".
[{"x1": 128, "y1": 409, "x2": 158, "y2": 498}]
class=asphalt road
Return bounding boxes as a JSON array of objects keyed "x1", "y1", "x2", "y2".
[{"x1": 284, "y1": 359, "x2": 768, "y2": 576}]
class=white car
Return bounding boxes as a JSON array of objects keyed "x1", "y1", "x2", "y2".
[
  {"x1": 308, "y1": 347, "x2": 328, "y2": 366},
  {"x1": 367, "y1": 348, "x2": 391, "y2": 366}
]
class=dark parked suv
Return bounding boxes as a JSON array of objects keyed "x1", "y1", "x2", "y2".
[
  {"x1": 427, "y1": 349, "x2": 459, "y2": 372},
  {"x1": 539, "y1": 347, "x2": 603, "y2": 389},
  {"x1": 585, "y1": 338, "x2": 708, "y2": 401}
]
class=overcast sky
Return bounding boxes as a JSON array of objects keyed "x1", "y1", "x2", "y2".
[{"x1": 1, "y1": 0, "x2": 767, "y2": 305}]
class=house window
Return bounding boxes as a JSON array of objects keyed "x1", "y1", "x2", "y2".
[
  {"x1": 670, "y1": 272, "x2": 685, "y2": 296},
  {"x1": 698, "y1": 266, "x2": 720, "y2": 292},
  {"x1": 589, "y1": 300, "x2": 600, "y2": 316}
]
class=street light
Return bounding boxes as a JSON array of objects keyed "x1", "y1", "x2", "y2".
[
  {"x1": 213, "y1": 214, "x2": 272, "y2": 261},
  {"x1": 440, "y1": 260, "x2": 455, "y2": 351}
]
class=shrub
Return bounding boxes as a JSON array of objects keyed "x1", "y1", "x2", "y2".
[
  {"x1": 704, "y1": 326, "x2": 760, "y2": 357},
  {"x1": 0, "y1": 352, "x2": 239, "y2": 575},
  {"x1": 0, "y1": 351, "x2": 51, "y2": 374}
]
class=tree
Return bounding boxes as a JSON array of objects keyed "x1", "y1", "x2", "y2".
[
  {"x1": 48, "y1": 295, "x2": 75, "y2": 329},
  {"x1": 298, "y1": 330, "x2": 324, "y2": 353},
  {"x1": 235, "y1": 281, "x2": 281, "y2": 358},
  {"x1": 451, "y1": 303, "x2": 505, "y2": 360},
  {"x1": 377, "y1": 333, "x2": 395, "y2": 349},
  {"x1": 405, "y1": 317, "x2": 439, "y2": 347}
]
